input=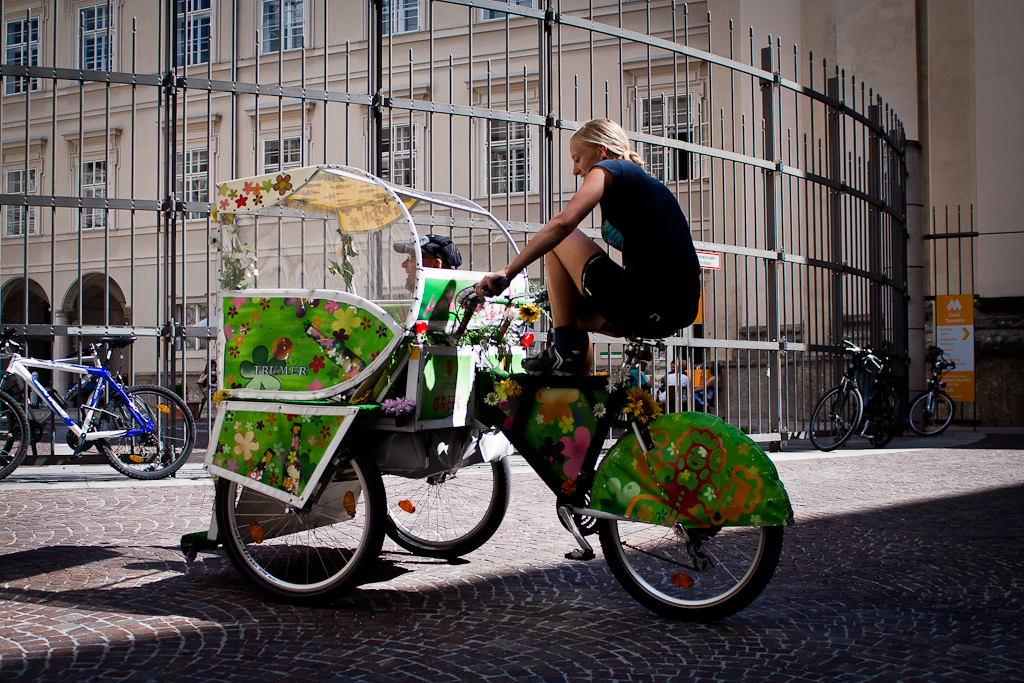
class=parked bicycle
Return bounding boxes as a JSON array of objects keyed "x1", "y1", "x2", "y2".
[
  {"x1": 809, "y1": 340, "x2": 905, "y2": 451},
  {"x1": 907, "y1": 346, "x2": 956, "y2": 436},
  {"x1": 0, "y1": 329, "x2": 196, "y2": 480}
]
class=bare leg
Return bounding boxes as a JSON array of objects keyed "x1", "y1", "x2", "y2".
[{"x1": 547, "y1": 229, "x2": 608, "y2": 332}]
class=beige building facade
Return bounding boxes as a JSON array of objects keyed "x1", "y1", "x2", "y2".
[{"x1": 0, "y1": 0, "x2": 1019, "y2": 426}]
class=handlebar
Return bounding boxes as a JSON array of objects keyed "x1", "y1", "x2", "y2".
[{"x1": 478, "y1": 276, "x2": 510, "y2": 297}]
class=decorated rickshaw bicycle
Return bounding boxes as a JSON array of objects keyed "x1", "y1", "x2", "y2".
[{"x1": 186, "y1": 165, "x2": 793, "y2": 622}]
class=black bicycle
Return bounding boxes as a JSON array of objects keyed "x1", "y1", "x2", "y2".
[
  {"x1": 907, "y1": 346, "x2": 955, "y2": 436},
  {"x1": 810, "y1": 340, "x2": 905, "y2": 451}
]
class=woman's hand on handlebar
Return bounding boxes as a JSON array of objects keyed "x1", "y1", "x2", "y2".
[{"x1": 474, "y1": 271, "x2": 510, "y2": 297}]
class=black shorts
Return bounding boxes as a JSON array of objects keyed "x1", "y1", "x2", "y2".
[{"x1": 580, "y1": 252, "x2": 699, "y2": 338}]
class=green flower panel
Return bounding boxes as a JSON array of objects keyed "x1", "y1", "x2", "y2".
[
  {"x1": 221, "y1": 295, "x2": 395, "y2": 394},
  {"x1": 210, "y1": 408, "x2": 349, "y2": 498},
  {"x1": 477, "y1": 372, "x2": 609, "y2": 496},
  {"x1": 590, "y1": 412, "x2": 793, "y2": 528}
]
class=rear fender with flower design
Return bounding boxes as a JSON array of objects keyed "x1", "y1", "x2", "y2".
[{"x1": 589, "y1": 412, "x2": 793, "y2": 527}]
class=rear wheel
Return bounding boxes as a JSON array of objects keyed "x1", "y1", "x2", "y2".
[
  {"x1": 599, "y1": 521, "x2": 784, "y2": 622},
  {"x1": 383, "y1": 457, "x2": 511, "y2": 559},
  {"x1": 809, "y1": 385, "x2": 862, "y2": 451},
  {"x1": 216, "y1": 453, "x2": 385, "y2": 605},
  {"x1": 908, "y1": 391, "x2": 954, "y2": 436},
  {"x1": 0, "y1": 390, "x2": 29, "y2": 480},
  {"x1": 99, "y1": 385, "x2": 195, "y2": 480}
]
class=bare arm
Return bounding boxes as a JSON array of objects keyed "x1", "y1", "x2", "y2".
[{"x1": 475, "y1": 167, "x2": 611, "y2": 294}]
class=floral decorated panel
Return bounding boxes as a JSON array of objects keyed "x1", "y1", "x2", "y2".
[
  {"x1": 220, "y1": 292, "x2": 400, "y2": 399},
  {"x1": 477, "y1": 372, "x2": 610, "y2": 498},
  {"x1": 590, "y1": 412, "x2": 793, "y2": 528},
  {"x1": 206, "y1": 401, "x2": 359, "y2": 507}
]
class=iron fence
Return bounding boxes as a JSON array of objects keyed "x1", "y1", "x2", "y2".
[{"x1": 0, "y1": 0, "x2": 908, "y2": 449}]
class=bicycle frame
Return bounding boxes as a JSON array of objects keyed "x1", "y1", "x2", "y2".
[{"x1": 2, "y1": 353, "x2": 154, "y2": 445}]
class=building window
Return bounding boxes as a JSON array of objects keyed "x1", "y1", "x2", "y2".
[
  {"x1": 176, "y1": 0, "x2": 211, "y2": 67},
  {"x1": 4, "y1": 169, "x2": 37, "y2": 237},
  {"x1": 79, "y1": 5, "x2": 112, "y2": 71},
  {"x1": 263, "y1": 136, "x2": 302, "y2": 173},
  {"x1": 261, "y1": 0, "x2": 304, "y2": 53},
  {"x1": 177, "y1": 148, "x2": 209, "y2": 219},
  {"x1": 483, "y1": 0, "x2": 532, "y2": 21},
  {"x1": 5, "y1": 17, "x2": 39, "y2": 95},
  {"x1": 383, "y1": 0, "x2": 420, "y2": 36},
  {"x1": 80, "y1": 160, "x2": 107, "y2": 231},
  {"x1": 641, "y1": 94, "x2": 697, "y2": 183},
  {"x1": 488, "y1": 120, "x2": 530, "y2": 195},
  {"x1": 178, "y1": 301, "x2": 210, "y2": 351},
  {"x1": 381, "y1": 125, "x2": 415, "y2": 187}
]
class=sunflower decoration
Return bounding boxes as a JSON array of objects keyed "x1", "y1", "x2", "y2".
[
  {"x1": 212, "y1": 390, "x2": 231, "y2": 404},
  {"x1": 518, "y1": 303, "x2": 541, "y2": 323},
  {"x1": 622, "y1": 387, "x2": 663, "y2": 424},
  {"x1": 499, "y1": 378, "x2": 523, "y2": 398}
]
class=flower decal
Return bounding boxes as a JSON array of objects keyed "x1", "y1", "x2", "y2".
[
  {"x1": 233, "y1": 430, "x2": 259, "y2": 461},
  {"x1": 331, "y1": 305, "x2": 363, "y2": 333},
  {"x1": 558, "y1": 414, "x2": 575, "y2": 434},
  {"x1": 559, "y1": 426, "x2": 591, "y2": 480},
  {"x1": 273, "y1": 173, "x2": 292, "y2": 195}
]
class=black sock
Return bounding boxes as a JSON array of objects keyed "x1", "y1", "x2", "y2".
[{"x1": 552, "y1": 325, "x2": 580, "y2": 357}]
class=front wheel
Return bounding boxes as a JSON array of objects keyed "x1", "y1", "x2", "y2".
[
  {"x1": 0, "y1": 389, "x2": 29, "y2": 480},
  {"x1": 99, "y1": 385, "x2": 195, "y2": 480},
  {"x1": 215, "y1": 453, "x2": 386, "y2": 605},
  {"x1": 383, "y1": 457, "x2": 512, "y2": 559},
  {"x1": 809, "y1": 385, "x2": 863, "y2": 451},
  {"x1": 599, "y1": 521, "x2": 784, "y2": 622},
  {"x1": 908, "y1": 390, "x2": 954, "y2": 436}
]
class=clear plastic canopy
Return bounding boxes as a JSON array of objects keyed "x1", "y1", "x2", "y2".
[{"x1": 213, "y1": 164, "x2": 521, "y2": 332}]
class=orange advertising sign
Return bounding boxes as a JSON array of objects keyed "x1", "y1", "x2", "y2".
[{"x1": 935, "y1": 295, "x2": 975, "y2": 402}]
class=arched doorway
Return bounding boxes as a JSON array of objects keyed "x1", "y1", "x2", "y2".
[
  {"x1": 1, "y1": 278, "x2": 53, "y2": 385},
  {"x1": 59, "y1": 274, "x2": 132, "y2": 385}
]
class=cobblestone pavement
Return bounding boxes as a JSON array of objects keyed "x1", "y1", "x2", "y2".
[{"x1": 0, "y1": 433, "x2": 1021, "y2": 682}]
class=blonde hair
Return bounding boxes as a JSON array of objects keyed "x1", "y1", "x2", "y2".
[{"x1": 571, "y1": 118, "x2": 644, "y2": 168}]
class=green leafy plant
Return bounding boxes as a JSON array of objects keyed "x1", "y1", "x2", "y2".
[
  {"x1": 212, "y1": 221, "x2": 257, "y2": 290},
  {"x1": 327, "y1": 231, "x2": 358, "y2": 291}
]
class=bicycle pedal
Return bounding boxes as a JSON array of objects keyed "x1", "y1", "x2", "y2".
[{"x1": 565, "y1": 548, "x2": 596, "y2": 561}]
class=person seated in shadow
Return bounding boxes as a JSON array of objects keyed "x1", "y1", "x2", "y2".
[
  {"x1": 689, "y1": 362, "x2": 717, "y2": 411},
  {"x1": 658, "y1": 360, "x2": 687, "y2": 412}
]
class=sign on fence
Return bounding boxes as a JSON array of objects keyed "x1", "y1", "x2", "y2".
[{"x1": 935, "y1": 295, "x2": 975, "y2": 402}]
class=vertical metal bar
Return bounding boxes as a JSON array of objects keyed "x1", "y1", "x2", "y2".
[
  {"x1": 761, "y1": 46, "x2": 781, "y2": 441},
  {"x1": 539, "y1": 1, "x2": 552, "y2": 224},
  {"x1": 368, "y1": 0, "x2": 383, "y2": 176},
  {"x1": 868, "y1": 104, "x2": 882, "y2": 349},
  {"x1": 827, "y1": 76, "x2": 843, "y2": 367}
]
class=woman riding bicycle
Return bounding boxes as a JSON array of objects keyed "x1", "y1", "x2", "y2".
[{"x1": 474, "y1": 118, "x2": 700, "y2": 375}]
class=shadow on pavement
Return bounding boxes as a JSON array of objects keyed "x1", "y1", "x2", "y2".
[
  {"x1": 0, "y1": 545, "x2": 123, "y2": 581},
  {"x1": 2, "y1": 483, "x2": 1022, "y2": 681}
]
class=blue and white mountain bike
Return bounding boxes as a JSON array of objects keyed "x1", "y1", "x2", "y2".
[{"x1": 0, "y1": 329, "x2": 195, "y2": 480}]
